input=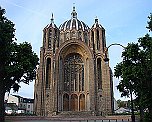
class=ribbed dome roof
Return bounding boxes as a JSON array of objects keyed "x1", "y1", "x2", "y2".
[{"x1": 59, "y1": 6, "x2": 89, "y2": 31}]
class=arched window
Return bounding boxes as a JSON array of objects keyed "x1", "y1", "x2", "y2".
[
  {"x1": 91, "y1": 31, "x2": 95, "y2": 50},
  {"x1": 63, "y1": 53, "x2": 84, "y2": 92},
  {"x1": 48, "y1": 29, "x2": 52, "y2": 49},
  {"x1": 46, "y1": 58, "x2": 51, "y2": 88},
  {"x1": 97, "y1": 29, "x2": 100, "y2": 50},
  {"x1": 97, "y1": 58, "x2": 102, "y2": 89},
  {"x1": 102, "y1": 29, "x2": 106, "y2": 52},
  {"x1": 53, "y1": 29, "x2": 58, "y2": 53},
  {"x1": 84, "y1": 32, "x2": 88, "y2": 44}
]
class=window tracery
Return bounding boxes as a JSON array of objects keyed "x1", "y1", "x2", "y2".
[{"x1": 63, "y1": 53, "x2": 84, "y2": 92}]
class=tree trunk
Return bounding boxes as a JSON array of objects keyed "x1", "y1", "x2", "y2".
[
  {"x1": 0, "y1": 82, "x2": 5, "y2": 122},
  {"x1": 139, "y1": 106, "x2": 144, "y2": 122},
  {"x1": 148, "y1": 107, "x2": 152, "y2": 122}
]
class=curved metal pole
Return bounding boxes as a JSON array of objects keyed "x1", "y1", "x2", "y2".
[
  {"x1": 105, "y1": 43, "x2": 125, "y2": 54},
  {"x1": 107, "y1": 43, "x2": 125, "y2": 50},
  {"x1": 104, "y1": 43, "x2": 125, "y2": 62}
]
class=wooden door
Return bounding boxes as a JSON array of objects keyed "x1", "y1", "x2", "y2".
[
  {"x1": 71, "y1": 94, "x2": 78, "y2": 111},
  {"x1": 79, "y1": 94, "x2": 85, "y2": 111}
]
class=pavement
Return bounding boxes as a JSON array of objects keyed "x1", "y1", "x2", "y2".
[
  {"x1": 5, "y1": 115, "x2": 140, "y2": 122},
  {"x1": 6, "y1": 120, "x2": 139, "y2": 122}
]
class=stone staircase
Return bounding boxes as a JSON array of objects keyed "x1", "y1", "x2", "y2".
[{"x1": 53, "y1": 111, "x2": 94, "y2": 118}]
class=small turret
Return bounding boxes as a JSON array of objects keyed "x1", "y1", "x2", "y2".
[
  {"x1": 90, "y1": 17, "x2": 106, "y2": 52},
  {"x1": 43, "y1": 14, "x2": 59, "y2": 53}
]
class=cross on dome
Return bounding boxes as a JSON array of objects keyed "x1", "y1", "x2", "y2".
[{"x1": 71, "y1": 4, "x2": 77, "y2": 19}]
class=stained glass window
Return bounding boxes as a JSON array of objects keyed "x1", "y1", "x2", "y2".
[{"x1": 63, "y1": 53, "x2": 84, "y2": 92}]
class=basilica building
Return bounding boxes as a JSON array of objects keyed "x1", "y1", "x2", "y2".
[{"x1": 34, "y1": 6, "x2": 113, "y2": 117}]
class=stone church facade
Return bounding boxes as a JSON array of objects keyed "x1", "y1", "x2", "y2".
[{"x1": 34, "y1": 7, "x2": 113, "y2": 117}]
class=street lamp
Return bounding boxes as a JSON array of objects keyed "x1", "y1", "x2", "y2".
[{"x1": 104, "y1": 43, "x2": 135, "y2": 122}]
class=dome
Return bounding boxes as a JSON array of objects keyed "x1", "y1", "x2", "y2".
[
  {"x1": 45, "y1": 22, "x2": 58, "y2": 29},
  {"x1": 59, "y1": 6, "x2": 89, "y2": 31}
]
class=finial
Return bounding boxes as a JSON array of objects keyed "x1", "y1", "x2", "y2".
[
  {"x1": 71, "y1": 3, "x2": 77, "y2": 18},
  {"x1": 51, "y1": 13, "x2": 54, "y2": 23},
  {"x1": 73, "y1": 3, "x2": 75, "y2": 11},
  {"x1": 95, "y1": 16, "x2": 98, "y2": 23}
]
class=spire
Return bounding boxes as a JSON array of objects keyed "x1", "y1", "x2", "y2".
[
  {"x1": 71, "y1": 3, "x2": 77, "y2": 19},
  {"x1": 51, "y1": 13, "x2": 54, "y2": 23}
]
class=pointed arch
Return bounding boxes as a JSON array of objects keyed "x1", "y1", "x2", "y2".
[
  {"x1": 79, "y1": 94, "x2": 85, "y2": 111},
  {"x1": 97, "y1": 29, "x2": 100, "y2": 50},
  {"x1": 71, "y1": 94, "x2": 78, "y2": 111},
  {"x1": 55, "y1": 40, "x2": 95, "y2": 112},
  {"x1": 97, "y1": 58, "x2": 102, "y2": 89},
  {"x1": 63, "y1": 94, "x2": 69, "y2": 111},
  {"x1": 46, "y1": 58, "x2": 51, "y2": 88}
]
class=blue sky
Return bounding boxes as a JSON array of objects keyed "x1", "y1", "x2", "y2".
[{"x1": 1, "y1": 0, "x2": 152, "y2": 100}]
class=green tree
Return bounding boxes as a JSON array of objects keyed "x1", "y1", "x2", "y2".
[
  {"x1": 147, "y1": 13, "x2": 152, "y2": 31},
  {"x1": 0, "y1": 7, "x2": 39, "y2": 121},
  {"x1": 114, "y1": 14, "x2": 152, "y2": 122}
]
